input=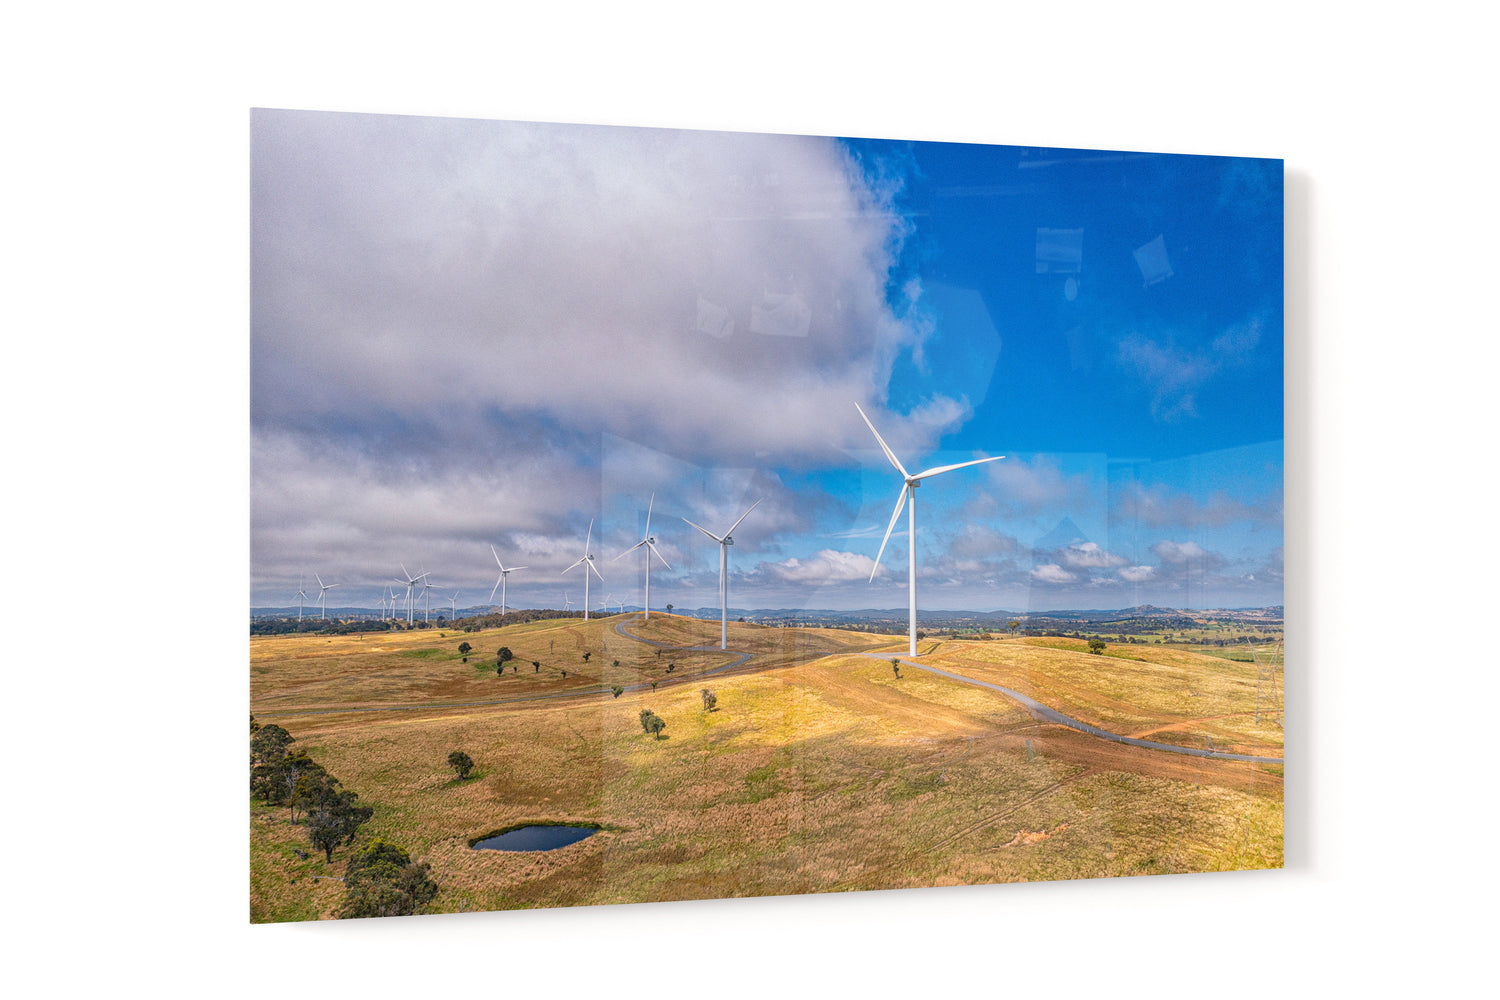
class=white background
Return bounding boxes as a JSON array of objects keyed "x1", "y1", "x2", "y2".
[{"x1": 3, "y1": 2, "x2": 1491, "y2": 995}]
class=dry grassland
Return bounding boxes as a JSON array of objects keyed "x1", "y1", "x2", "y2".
[
  {"x1": 924, "y1": 637, "x2": 1285, "y2": 757},
  {"x1": 250, "y1": 616, "x2": 1282, "y2": 921}
]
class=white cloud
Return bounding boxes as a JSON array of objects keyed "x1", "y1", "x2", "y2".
[
  {"x1": 758, "y1": 549, "x2": 884, "y2": 584},
  {"x1": 1030, "y1": 564, "x2": 1076, "y2": 585},
  {"x1": 1118, "y1": 565, "x2": 1156, "y2": 583}
]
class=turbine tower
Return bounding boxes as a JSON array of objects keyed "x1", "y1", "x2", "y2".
[
  {"x1": 614, "y1": 492, "x2": 671, "y2": 621},
  {"x1": 315, "y1": 573, "x2": 338, "y2": 620},
  {"x1": 294, "y1": 575, "x2": 309, "y2": 622},
  {"x1": 683, "y1": 499, "x2": 761, "y2": 650},
  {"x1": 563, "y1": 519, "x2": 605, "y2": 621},
  {"x1": 488, "y1": 547, "x2": 528, "y2": 615},
  {"x1": 856, "y1": 402, "x2": 1003, "y2": 657}
]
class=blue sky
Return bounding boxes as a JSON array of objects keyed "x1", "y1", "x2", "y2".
[{"x1": 251, "y1": 110, "x2": 1282, "y2": 613}]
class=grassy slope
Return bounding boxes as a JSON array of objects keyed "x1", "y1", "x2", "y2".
[{"x1": 249, "y1": 618, "x2": 1282, "y2": 921}]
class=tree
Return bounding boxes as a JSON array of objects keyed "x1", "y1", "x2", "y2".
[
  {"x1": 305, "y1": 787, "x2": 374, "y2": 863},
  {"x1": 532, "y1": 661, "x2": 540, "y2": 672},
  {"x1": 650, "y1": 680, "x2": 658, "y2": 692},
  {"x1": 916, "y1": 630, "x2": 926, "y2": 640},
  {"x1": 639, "y1": 708, "x2": 666, "y2": 739},
  {"x1": 892, "y1": 660, "x2": 901, "y2": 678},
  {"x1": 582, "y1": 652, "x2": 592, "y2": 663},
  {"x1": 611, "y1": 685, "x2": 624, "y2": 699},
  {"x1": 339, "y1": 839, "x2": 440, "y2": 919},
  {"x1": 1008, "y1": 620, "x2": 1020, "y2": 638},
  {"x1": 458, "y1": 642, "x2": 472, "y2": 657},
  {"x1": 496, "y1": 646, "x2": 513, "y2": 663},
  {"x1": 447, "y1": 750, "x2": 475, "y2": 780},
  {"x1": 666, "y1": 662, "x2": 674, "y2": 673},
  {"x1": 612, "y1": 659, "x2": 620, "y2": 668},
  {"x1": 1088, "y1": 638, "x2": 1106, "y2": 655},
  {"x1": 666, "y1": 604, "x2": 674, "y2": 614},
  {"x1": 701, "y1": 688, "x2": 717, "y2": 712}
]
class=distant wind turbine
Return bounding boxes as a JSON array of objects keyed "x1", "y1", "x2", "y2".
[
  {"x1": 855, "y1": 401, "x2": 1003, "y2": 657},
  {"x1": 448, "y1": 591, "x2": 460, "y2": 621},
  {"x1": 683, "y1": 499, "x2": 761, "y2": 650},
  {"x1": 315, "y1": 573, "x2": 338, "y2": 620},
  {"x1": 563, "y1": 590, "x2": 574, "y2": 613},
  {"x1": 395, "y1": 563, "x2": 427, "y2": 624},
  {"x1": 420, "y1": 574, "x2": 436, "y2": 623},
  {"x1": 489, "y1": 547, "x2": 528, "y2": 615},
  {"x1": 613, "y1": 492, "x2": 671, "y2": 621},
  {"x1": 563, "y1": 519, "x2": 605, "y2": 621},
  {"x1": 294, "y1": 574, "x2": 309, "y2": 622}
]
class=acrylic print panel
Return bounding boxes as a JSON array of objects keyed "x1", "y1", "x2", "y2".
[{"x1": 249, "y1": 109, "x2": 1284, "y2": 922}]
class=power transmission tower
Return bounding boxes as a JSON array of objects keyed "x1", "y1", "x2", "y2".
[{"x1": 1246, "y1": 637, "x2": 1283, "y2": 727}]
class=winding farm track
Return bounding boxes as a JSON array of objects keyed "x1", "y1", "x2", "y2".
[
  {"x1": 257, "y1": 619, "x2": 1281, "y2": 765},
  {"x1": 860, "y1": 652, "x2": 1283, "y2": 764}
]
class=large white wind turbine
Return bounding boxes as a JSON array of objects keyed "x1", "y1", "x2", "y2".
[
  {"x1": 613, "y1": 493, "x2": 671, "y2": 621},
  {"x1": 563, "y1": 519, "x2": 605, "y2": 621},
  {"x1": 294, "y1": 574, "x2": 309, "y2": 622},
  {"x1": 315, "y1": 573, "x2": 338, "y2": 620},
  {"x1": 395, "y1": 563, "x2": 427, "y2": 624},
  {"x1": 489, "y1": 547, "x2": 528, "y2": 615},
  {"x1": 856, "y1": 402, "x2": 1004, "y2": 657},
  {"x1": 683, "y1": 499, "x2": 761, "y2": 650}
]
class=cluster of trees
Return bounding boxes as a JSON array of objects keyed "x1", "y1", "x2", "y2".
[
  {"x1": 638, "y1": 709, "x2": 666, "y2": 739},
  {"x1": 339, "y1": 840, "x2": 440, "y2": 919},
  {"x1": 251, "y1": 720, "x2": 374, "y2": 862},
  {"x1": 251, "y1": 716, "x2": 439, "y2": 918}
]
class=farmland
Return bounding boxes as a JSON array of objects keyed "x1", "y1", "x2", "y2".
[{"x1": 250, "y1": 614, "x2": 1282, "y2": 921}]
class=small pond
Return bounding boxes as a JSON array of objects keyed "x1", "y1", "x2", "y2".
[{"x1": 472, "y1": 825, "x2": 599, "y2": 852}]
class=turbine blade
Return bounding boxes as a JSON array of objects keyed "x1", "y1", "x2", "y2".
[
  {"x1": 315, "y1": 573, "x2": 325, "y2": 588},
  {"x1": 724, "y1": 498, "x2": 762, "y2": 538},
  {"x1": 490, "y1": 577, "x2": 502, "y2": 603},
  {"x1": 510, "y1": 566, "x2": 527, "y2": 572},
  {"x1": 648, "y1": 541, "x2": 672, "y2": 570},
  {"x1": 645, "y1": 492, "x2": 655, "y2": 536},
  {"x1": 682, "y1": 517, "x2": 723, "y2": 543},
  {"x1": 589, "y1": 559, "x2": 605, "y2": 582},
  {"x1": 492, "y1": 545, "x2": 504, "y2": 570},
  {"x1": 913, "y1": 454, "x2": 1005, "y2": 480},
  {"x1": 870, "y1": 482, "x2": 909, "y2": 581},
  {"x1": 563, "y1": 556, "x2": 587, "y2": 573},
  {"x1": 854, "y1": 402, "x2": 909, "y2": 478},
  {"x1": 613, "y1": 539, "x2": 648, "y2": 561},
  {"x1": 585, "y1": 518, "x2": 594, "y2": 553}
]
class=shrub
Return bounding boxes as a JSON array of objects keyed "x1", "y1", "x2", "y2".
[{"x1": 447, "y1": 750, "x2": 475, "y2": 780}]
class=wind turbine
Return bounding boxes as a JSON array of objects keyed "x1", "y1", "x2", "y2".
[
  {"x1": 563, "y1": 590, "x2": 575, "y2": 614},
  {"x1": 395, "y1": 563, "x2": 427, "y2": 624},
  {"x1": 613, "y1": 492, "x2": 671, "y2": 621},
  {"x1": 855, "y1": 402, "x2": 1004, "y2": 657},
  {"x1": 294, "y1": 574, "x2": 309, "y2": 622},
  {"x1": 683, "y1": 499, "x2": 761, "y2": 650},
  {"x1": 420, "y1": 574, "x2": 436, "y2": 623},
  {"x1": 489, "y1": 547, "x2": 528, "y2": 615},
  {"x1": 448, "y1": 591, "x2": 460, "y2": 622},
  {"x1": 563, "y1": 519, "x2": 605, "y2": 620},
  {"x1": 315, "y1": 573, "x2": 338, "y2": 620},
  {"x1": 598, "y1": 594, "x2": 611, "y2": 615}
]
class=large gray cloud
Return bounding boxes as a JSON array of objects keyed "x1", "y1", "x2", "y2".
[{"x1": 249, "y1": 111, "x2": 975, "y2": 605}]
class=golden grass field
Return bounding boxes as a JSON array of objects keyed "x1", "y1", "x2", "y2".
[{"x1": 250, "y1": 615, "x2": 1282, "y2": 921}]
